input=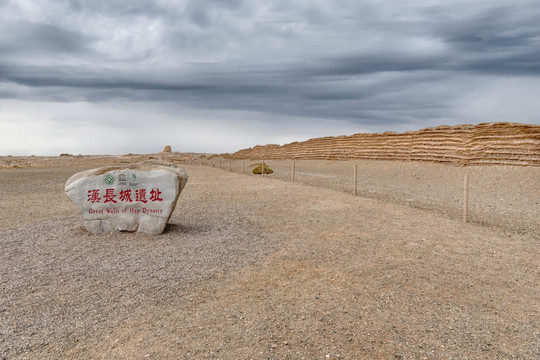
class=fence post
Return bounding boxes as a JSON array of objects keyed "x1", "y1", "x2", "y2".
[
  {"x1": 242, "y1": 160, "x2": 245, "y2": 175},
  {"x1": 353, "y1": 164, "x2": 358, "y2": 196},
  {"x1": 292, "y1": 160, "x2": 296, "y2": 183},
  {"x1": 261, "y1": 159, "x2": 265, "y2": 177},
  {"x1": 463, "y1": 174, "x2": 469, "y2": 223},
  {"x1": 229, "y1": 159, "x2": 231, "y2": 172}
]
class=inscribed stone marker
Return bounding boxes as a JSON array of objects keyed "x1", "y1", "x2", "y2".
[{"x1": 65, "y1": 162, "x2": 188, "y2": 235}]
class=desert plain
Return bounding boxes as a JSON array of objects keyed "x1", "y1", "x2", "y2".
[{"x1": 1, "y1": 154, "x2": 539, "y2": 359}]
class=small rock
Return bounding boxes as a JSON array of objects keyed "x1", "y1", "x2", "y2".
[{"x1": 252, "y1": 162, "x2": 273, "y2": 175}]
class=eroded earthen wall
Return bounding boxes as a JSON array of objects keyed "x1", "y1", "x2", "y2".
[{"x1": 230, "y1": 123, "x2": 540, "y2": 166}]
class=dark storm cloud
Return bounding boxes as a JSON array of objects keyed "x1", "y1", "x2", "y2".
[
  {"x1": 0, "y1": 22, "x2": 96, "y2": 55},
  {"x1": 1, "y1": 0, "x2": 539, "y2": 131},
  {"x1": 433, "y1": 4, "x2": 540, "y2": 49},
  {"x1": 305, "y1": 54, "x2": 443, "y2": 76},
  {"x1": 460, "y1": 50, "x2": 540, "y2": 75},
  {"x1": 0, "y1": 64, "x2": 211, "y2": 92},
  {"x1": 306, "y1": 48, "x2": 540, "y2": 78}
]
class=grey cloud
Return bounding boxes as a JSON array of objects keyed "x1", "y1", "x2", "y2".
[
  {"x1": 64, "y1": 0, "x2": 247, "y2": 28},
  {"x1": 307, "y1": 47, "x2": 540, "y2": 78},
  {"x1": 447, "y1": 34, "x2": 533, "y2": 51},
  {"x1": 429, "y1": 3, "x2": 540, "y2": 51},
  {"x1": 460, "y1": 50, "x2": 540, "y2": 75},
  {"x1": 1, "y1": 0, "x2": 539, "y2": 134},
  {"x1": 305, "y1": 55, "x2": 443, "y2": 77},
  {"x1": 0, "y1": 66, "x2": 209, "y2": 91},
  {"x1": 186, "y1": 0, "x2": 249, "y2": 28},
  {"x1": 189, "y1": 8, "x2": 211, "y2": 28},
  {"x1": 66, "y1": 0, "x2": 172, "y2": 18},
  {"x1": 0, "y1": 22, "x2": 96, "y2": 55},
  {"x1": 202, "y1": 0, "x2": 244, "y2": 11},
  {"x1": 0, "y1": 51, "x2": 521, "y2": 128}
]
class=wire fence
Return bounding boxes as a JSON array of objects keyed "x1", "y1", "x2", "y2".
[{"x1": 181, "y1": 157, "x2": 540, "y2": 237}]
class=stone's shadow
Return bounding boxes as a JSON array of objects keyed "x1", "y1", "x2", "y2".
[
  {"x1": 67, "y1": 223, "x2": 210, "y2": 235},
  {"x1": 163, "y1": 222, "x2": 209, "y2": 234},
  {"x1": 164, "y1": 223, "x2": 183, "y2": 233}
]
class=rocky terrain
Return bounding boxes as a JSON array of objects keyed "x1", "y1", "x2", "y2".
[
  {"x1": 1, "y1": 161, "x2": 539, "y2": 359},
  {"x1": 231, "y1": 122, "x2": 540, "y2": 166}
]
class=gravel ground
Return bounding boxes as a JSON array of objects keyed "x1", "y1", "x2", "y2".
[
  {"x1": 1, "y1": 160, "x2": 540, "y2": 359},
  {"x1": 0, "y1": 166, "x2": 279, "y2": 359},
  {"x1": 212, "y1": 158, "x2": 540, "y2": 235}
]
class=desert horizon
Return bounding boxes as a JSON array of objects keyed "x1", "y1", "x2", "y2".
[{"x1": 3, "y1": 121, "x2": 539, "y2": 164}]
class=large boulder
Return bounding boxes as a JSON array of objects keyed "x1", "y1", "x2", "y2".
[{"x1": 65, "y1": 162, "x2": 188, "y2": 235}]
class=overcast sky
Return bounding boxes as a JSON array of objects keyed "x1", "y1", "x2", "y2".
[{"x1": 1, "y1": 0, "x2": 539, "y2": 155}]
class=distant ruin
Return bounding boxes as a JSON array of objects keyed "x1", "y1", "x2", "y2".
[{"x1": 231, "y1": 122, "x2": 540, "y2": 166}]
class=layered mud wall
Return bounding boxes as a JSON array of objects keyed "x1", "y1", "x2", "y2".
[{"x1": 231, "y1": 122, "x2": 540, "y2": 166}]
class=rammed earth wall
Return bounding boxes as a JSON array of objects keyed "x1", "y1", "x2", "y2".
[{"x1": 230, "y1": 122, "x2": 540, "y2": 166}]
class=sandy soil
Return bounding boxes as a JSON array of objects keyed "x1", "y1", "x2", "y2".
[
  {"x1": 216, "y1": 158, "x2": 540, "y2": 235},
  {"x1": 1, "y1": 157, "x2": 539, "y2": 359}
]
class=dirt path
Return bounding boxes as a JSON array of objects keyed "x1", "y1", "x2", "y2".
[{"x1": 1, "y1": 164, "x2": 539, "y2": 359}]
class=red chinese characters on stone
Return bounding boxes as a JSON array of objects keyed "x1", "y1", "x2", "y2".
[
  {"x1": 86, "y1": 188, "x2": 164, "y2": 204},
  {"x1": 87, "y1": 189, "x2": 101, "y2": 203},
  {"x1": 135, "y1": 189, "x2": 148, "y2": 204},
  {"x1": 103, "y1": 189, "x2": 117, "y2": 204},
  {"x1": 150, "y1": 188, "x2": 163, "y2": 202},
  {"x1": 119, "y1": 189, "x2": 133, "y2": 203}
]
